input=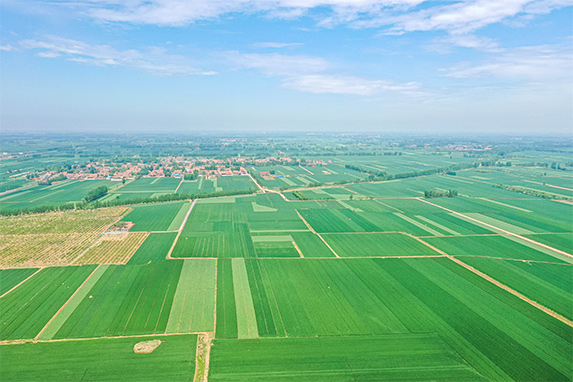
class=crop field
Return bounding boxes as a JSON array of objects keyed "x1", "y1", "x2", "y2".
[
  {"x1": 115, "y1": 177, "x2": 181, "y2": 193},
  {"x1": 323, "y1": 232, "x2": 437, "y2": 257},
  {"x1": 120, "y1": 201, "x2": 190, "y2": 231},
  {"x1": 0, "y1": 334, "x2": 197, "y2": 381},
  {"x1": 462, "y1": 257, "x2": 573, "y2": 320},
  {"x1": 0, "y1": 268, "x2": 39, "y2": 296},
  {"x1": 209, "y1": 334, "x2": 487, "y2": 382},
  {"x1": 425, "y1": 235, "x2": 569, "y2": 263},
  {"x1": 73, "y1": 232, "x2": 149, "y2": 265},
  {"x1": 0, "y1": 207, "x2": 128, "y2": 267},
  {"x1": 216, "y1": 258, "x2": 573, "y2": 381},
  {"x1": 166, "y1": 259, "x2": 216, "y2": 333},
  {"x1": 127, "y1": 233, "x2": 177, "y2": 264},
  {"x1": 1, "y1": 140, "x2": 572, "y2": 381},
  {"x1": 0, "y1": 179, "x2": 117, "y2": 212},
  {"x1": 53, "y1": 261, "x2": 182, "y2": 338},
  {"x1": 0, "y1": 265, "x2": 95, "y2": 340}
]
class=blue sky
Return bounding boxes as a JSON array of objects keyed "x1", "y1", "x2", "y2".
[{"x1": 1, "y1": 0, "x2": 571, "y2": 134}]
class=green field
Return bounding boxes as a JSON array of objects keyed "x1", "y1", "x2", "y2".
[
  {"x1": 127, "y1": 232, "x2": 177, "y2": 264},
  {"x1": 209, "y1": 334, "x2": 487, "y2": 381},
  {"x1": 0, "y1": 334, "x2": 197, "y2": 381},
  {"x1": 53, "y1": 261, "x2": 182, "y2": 338},
  {"x1": 0, "y1": 268, "x2": 38, "y2": 295},
  {"x1": 461, "y1": 257, "x2": 573, "y2": 320},
  {"x1": 0, "y1": 266, "x2": 96, "y2": 340},
  {"x1": 166, "y1": 259, "x2": 216, "y2": 333},
  {"x1": 426, "y1": 235, "x2": 569, "y2": 263},
  {"x1": 121, "y1": 201, "x2": 190, "y2": 231},
  {"x1": 323, "y1": 232, "x2": 438, "y2": 257},
  {"x1": 222, "y1": 258, "x2": 572, "y2": 381}
]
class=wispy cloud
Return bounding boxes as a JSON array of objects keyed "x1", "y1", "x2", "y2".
[
  {"x1": 444, "y1": 44, "x2": 573, "y2": 80},
  {"x1": 223, "y1": 50, "x2": 424, "y2": 96},
  {"x1": 12, "y1": 36, "x2": 216, "y2": 76},
  {"x1": 38, "y1": 0, "x2": 572, "y2": 37},
  {"x1": 427, "y1": 34, "x2": 502, "y2": 53},
  {"x1": 253, "y1": 42, "x2": 303, "y2": 49},
  {"x1": 283, "y1": 74, "x2": 422, "y2": 96}
]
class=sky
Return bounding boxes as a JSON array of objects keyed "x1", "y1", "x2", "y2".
[{"x1": 0, "y1": 0, "x2": 572, "y2": 134}]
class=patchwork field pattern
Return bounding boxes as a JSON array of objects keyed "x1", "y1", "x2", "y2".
[
  {"x1": 215, "y1": 258, "x2": 572, "y2": 381},
  {"x1": 323, "y1": 232, "x2": 437, "y2": 257}
]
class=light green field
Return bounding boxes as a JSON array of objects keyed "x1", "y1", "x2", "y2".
[{"x1": 166, "y1": 259, "x2": 216, "y2": 333}]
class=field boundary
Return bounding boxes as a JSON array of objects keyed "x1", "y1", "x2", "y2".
[
  {"x1": 295, "y1": 210, "x2": 340, "y2": 258},
  {"x1": 35, "y1": 265, "x2": 102, "y2": 340},
  {"x1": 167, "y1": 199, "x2": 196, "y2": 259},
  {"x1": 417, "y1": 198, "x2": 573, "y2": 259},
  {"x1": 0, "y1": 268, "x2": 42, "y2": 298}
]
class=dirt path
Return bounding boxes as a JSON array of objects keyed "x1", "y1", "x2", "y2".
[
  {"x1": 193, "y1": 332, "x2": 214, "y2": 382},
  {"x1": 167, "y1": 199, "x2": 196, "y2": 259},
  {"x1": 0, "y1": 268, "x2": 43, "y2": 298},
  {"x1": 35, "y1": 265, "x2": 102, "y2": 340},
  {"x1": 295, "y1": 210, "x2": 340, "y2": 258},
  {"x1": 413, "y1": 235, "x2": 573, "y2": 328},
  {"x1": 247, "y1": 173, "x2": 265, "y2": 192},
  {"x1": 174, "y1": 178, "x2": 184, "y2": 193},
  {"x1": 292, "y1": 240, "x2": 304, "y2": 258},
  {"x1": 450, "y1": 256, "x2": 573, "y2": 327},
  {"x1": 417, "y1": 198, "x2": 573, "y2": 259}
]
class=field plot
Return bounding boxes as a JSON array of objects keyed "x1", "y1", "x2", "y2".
[
  {"x1": 0, "y1": 334, "x2": 197, "y2": 381},
  {"x1": 252, "y1": 236, "x2": 300, "y2": 257},
  {"x1": 425, "y1": 235, "x2": 568, "y2": 263},
  {"x1": 0, "y1": 207, "x2": 128, "y2": 267},
  {"x1": 524, "y1": 233, "x2": 573, "y2": 254},
  {"x1": 209, "y1": 334, "x2": 486, "y2": 382},
  {"x1": 0, "y1": 268, "x2": 39, "y2": 296},
  {"x1": 120, "y1": 201, "x2": 190, "y2": 231},
  {"x1": 115, "y1": 177, "x2": 181, "y2": 193},
  {"x1": 323, "y1": 233, "x2": 437, "y2": 257},
  {"x1": 0, "y1": 265, "x2": 95, "y2": 340},
  {"x1": 127, "y1": 233, "x2": 177, "y2": 264},
  {"x1": 0, "y1": 179, "x2": 117, "y2": 212},
  {"x1": 462, "y1": 257, "x2": 573, "y2": 320},
  {"x1": 53, "y1": 261, "x2": 182, "y2": 338},
  {"x1": 166, "y1": 259, "x2": 216, "y2": 333},
  {"x1": 291, "y1": 232, "x2": 336, "y2": 257},
  {"x1": 73, "y1": 232, "x2": 149, "y2": 265},
  {"x1": 177, "y1": 178, "x2": 216, "y2": 194},
  {"x1": 227, "y1": 258, "x2": 572, "y2": 381},
  {"x1": 172, "y1": 202, "x2": 256, "y2": 258}
]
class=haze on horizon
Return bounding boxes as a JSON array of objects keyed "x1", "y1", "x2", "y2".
[{"x1": 0, "y1": 0, "x2": 572, "y2": 135}]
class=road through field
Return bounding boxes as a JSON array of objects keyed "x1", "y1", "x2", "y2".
[
  {"x1": 167, "y1": 199, "x2": 196, "y2": 259},
  {"x1": 417, "y1": 198, "x2": 573, "y2": 260}
]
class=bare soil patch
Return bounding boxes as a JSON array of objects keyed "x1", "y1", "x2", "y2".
[{"x1": 134, "y1": 339, "x2": 162, "y2": 353}]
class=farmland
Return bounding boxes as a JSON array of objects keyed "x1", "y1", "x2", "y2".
[{"x1": 0, "y1": 135, "x2": 572, "y2": 381}]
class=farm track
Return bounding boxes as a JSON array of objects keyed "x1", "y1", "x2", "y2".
[
  {"x1": 167, "y1": 200, "x2": 196, "y2": 259},
  {"x1": 414, "y1": 232, "x2": 573, "y2": 328},
  {"x1": 417, "y1": 198, "x2": 573, "y2": 259},
  {"x1": 35, "y1": 265, "x2": 102, "y2": 340},
  {"x1": 295, "y1": 210, "x2": 340, "y2": 258},
  {"x1": 0, "y1": 269, "x2": 42, "y2": 298}
]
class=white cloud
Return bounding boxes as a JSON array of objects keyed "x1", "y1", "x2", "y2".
[
  {"x1": 224, "y1": 50, "x2": 424, "y2": 96},
  {"x1": 427, "y1": 34, "x2": 502, "y2": 53},
  {"x1": 223, "y1": 51, "x2": 329, "y2": 76},
  {"x1": 15, "y1": 36, "x2": 215, "y2": 76},
  {"x1": 444, "y1": 44, "x2": 573, "y2": 80},
  {"x1": 253, "y1": 42, "x2": 303, "y2": 48},
  {"x1": 42, "y1": 0, "x2": 571, "y2": 37},
  {"x1": 282, "y1": 74, "x2": 422, "y2": 95}
]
